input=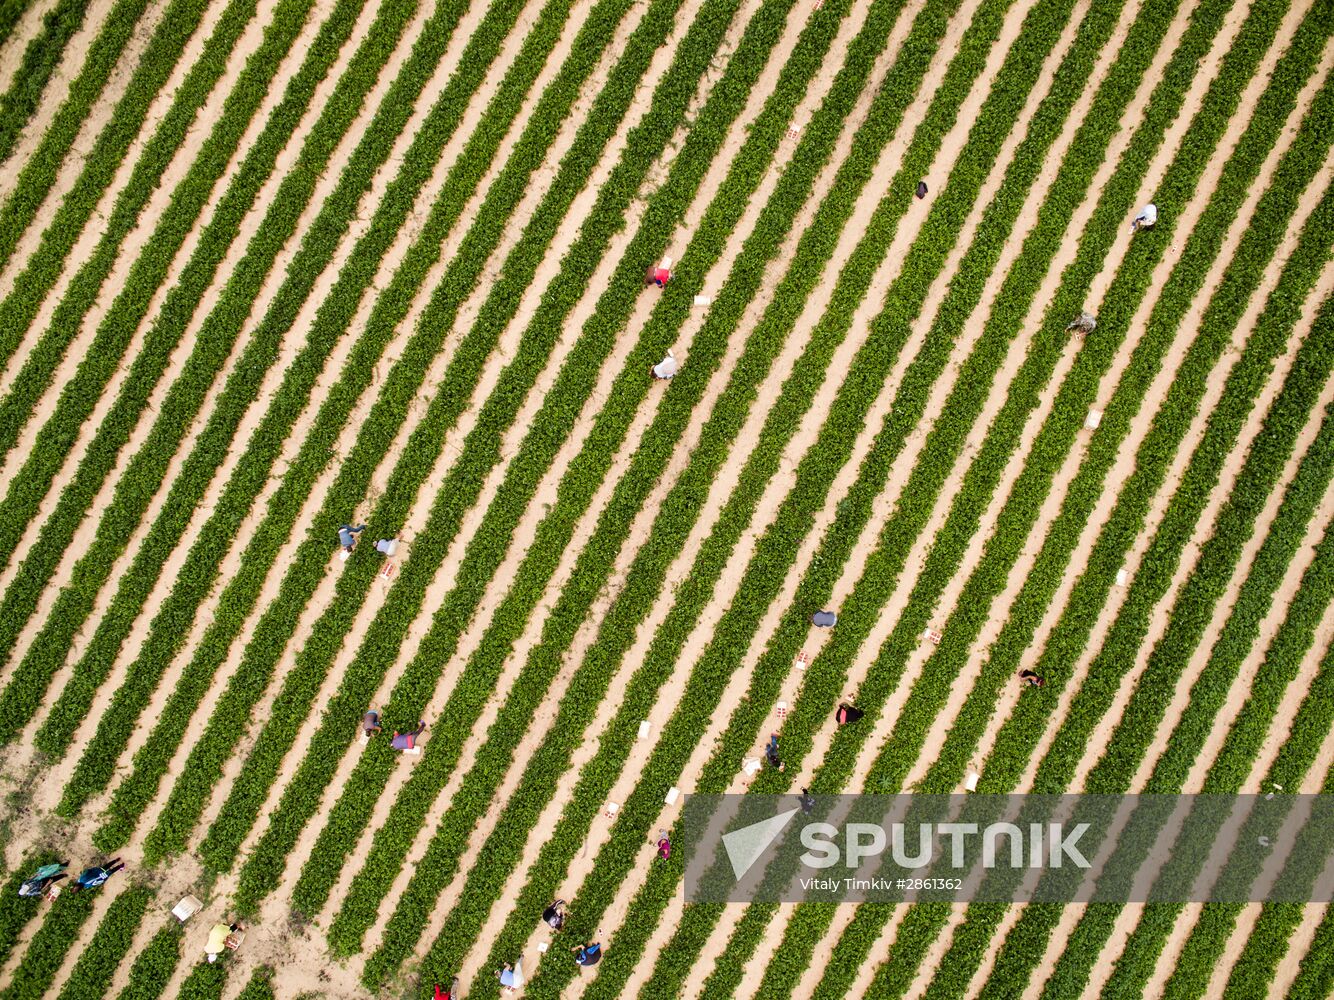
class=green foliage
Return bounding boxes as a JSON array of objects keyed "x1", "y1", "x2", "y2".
[
  {"x1": 54, "y1": 888, "x2": 151, "y2": 1000},
  {"x1": 110, "y1": 926, "x2": 181, "y2": 1000},
  {"x1": 0, "y1": 0, "x2": 91, "y2": 165}
]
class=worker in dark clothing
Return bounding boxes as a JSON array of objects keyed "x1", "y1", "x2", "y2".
[
  {"x1": 338, "y1": 523, "x2": 366, "y2": 553},
  {"x1": 798, "y1": 788, "x2": 816, "y2": 814},
  {"x1": 835, "y1": 704, "x2": 864, "y2": 725},
  {"x1": 70, "y1": 859, "x2": 125, "y2": 892},
  {"x1": 18, "y1": 862, "x2": 68, "y2": 898},
  {"x1": 1019, "y1": 669, "x2": 1045, "y2": 688},
  {"x1": 765, "y1": 733, "x2": 785, "y2": 772},
  {"x1": 573, "y1": 942, "x2": 603, "y2": 966},
  {"x1": 543, "y1": 899, "x2": 567, "y2": 931}
]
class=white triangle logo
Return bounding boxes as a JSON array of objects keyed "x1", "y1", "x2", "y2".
[{"x1": 722, "y1": 807, "x2": 801, "y2": 881}]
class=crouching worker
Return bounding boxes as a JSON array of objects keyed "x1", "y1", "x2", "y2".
[{"x1": 392, "y1": 721, "x2": 427, "y2": 752}]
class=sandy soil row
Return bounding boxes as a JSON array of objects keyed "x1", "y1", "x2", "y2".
[
  {"x1": 390, "y1": 0, "x2": 917, "y2": 987},
  {"x1": 0, "y1": 0, "x2": 172, "y2": 292},
  {"x1": 0, "y1": 0, "x2": 316, "y2": 698},
  {"x1": 792, "y1": 0, "x2": 1282, "y2": 991},
  {"x1": 0, "y1": 0, "x2": 117, "y2": 203},
  {"x1": 678, "y1": 0, "x2": 1123, "y2": 992},
  {"x1": 463, "y1": 0, "x2": 1075, "y2": 993}
]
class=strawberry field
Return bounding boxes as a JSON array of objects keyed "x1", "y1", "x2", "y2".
[{"x1": 0, "y1": 0, "x2": 1330, "y2": 995}]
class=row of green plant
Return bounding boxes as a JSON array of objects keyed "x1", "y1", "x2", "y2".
[
  {"x1": 0, "y1": 0, "x2": 91, "y2": 165},
  {"x1": 52, "y1": 0, "x2": 543, "y2": 828},
  {"x1": 1042, "y1": 311, "x2": 1334, "y2": 999},
  {"x1": 1286, "y1": 911, "x2": 1334, "y2": 1000},
  {"x1": 406, "y1": 0, "x2": 1002, "y2": 982},
  {"x1": 777, "y1": 0, "x2": 1303, "y2": 989},
  {"x1": 1217, "y1": 600, "x2": 1334, "y2": 999},
  {"x1": 0, "y1": 0, "x2": 412, "y2": 755},
  {"x1": 683, "y1": 0, "x2": 1165, "y2": 989},
  {"x1": 338, "y1": 0, "x2": 938, "y2": 969},
  {"x1": 0, "y1": 0, "x2": 315, "y2": 714},
  {"x1": 45, "y1": 0, "x2": 513, "y2": 808},
  {"x1": 52, "y1": 887, "x2": 151, "y2": 1000},
  {"x1": 175, "y1": 0, "x2": 674, "y2": 868},
  {"x1": 131, "y1": 0, "x2": 637, "y2": 863},
  {"x1": 109, "y1": 925, "x2": 180, "y2": 1000},
  {"x1": 836, "y1": 7, "x2": 1334, "y2": 996},
  {"x1": 0, "y1": 0, "x2": 376, "y2": 736},
  {"x1": 0, "y1": 0, "x2": 151, "y2": 276},
  {"x1": 223, "y1": 0, "x2": 737, "y2": 912},
  {"x1": 236, "y1": 967, "x2": 275, "y2": 1000},
  {"x1": 960, "y1": 44, "x2": 1334, "y2": 1000},
  {"x1": 502, "y1": 0, "x2": 1114, "y2": 992},
  {"x1": 300, "y1": 0, "x2": 807, "y2": 929},
  {"x1": 685, "y1": 0, "x2": 1294, "y2": 989},
  {"x1": 0, "y1": 0, "x2": 247, "y2": 474},
  {"x1": 0, "y1": 886, "x2": 96, "y2": 1000}
]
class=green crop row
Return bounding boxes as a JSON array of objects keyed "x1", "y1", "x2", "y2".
[
  {"x1": 0, "y1": 0, "x2": 246, "y2": 476},
  {"x1": 225, "y1": 0, "x2": 728, "y2": 914},
  {"x1": 302, "y1": 0, "x2": 794, "y2": 929},
  {"x1": 688, "y1": 0, "x2": 1161, "y2": 989},
  {"x1": 56, "y1": 0, "x2": 535, "y2": 830},
  {"x1": 1047, "y1": 328, "x2": 1334, "y2": 999},
  {"x1": 235, "y1": 967, "x2": 275, "y2": 1000},
  {"x1": 340, "y1": 0, "x2": 938, "y2": 971},
  {"x1": 1097, "y1": 399, "x2": 1334, "y2": 1000},
  {"x1": 409, "y1": 0, "x2": 1000, "y2": 983},
  {"x1": 0, "y1": 0, "x2": 150, "y2": 276},
  {"x1": 134, "y1": 0, "x2": 631, "y2": 863},
  {"x1": 729, "y1": 0, "x2": 1290, "y2": 990},
  {"x1": 865, "y1": 12, "x2": 1334, "y2": 998},
  {"x1": 1285, "y1": 910, "x2": 1334, "y2": 1000},
  {"x1": 52, "y1": 887, "x2": 151, "y2": 1000},
  {"x1": 0, "y1": 889, "x2": 96, "y2": 1000},
  {"x1": 505, "y1": 0, "x2": 1115, "y2": 993},
  {"x1": 109, "y1": 926, "x2": 180, "y2": 1000},
  {"x1": 0, "y1": 0, "x2": 378, "y2": 744},
  {"x1": 965, "y1": 76, "x2": 1334, "y2": 1000},
  {"x1": 179, "y1": 0, "x2": 672, "y2": 871},
  {"x1": 176, "y1": 960, "x2": 226, "y2": 1000},
  {"x1": 46, "y1": 0, "x2": 505, "y2": 809},
  {"x1": 0, "y1": 0, "x2": 91, "y2": 165},
  {"x1": 965, "y1": 45, "x2": 1334, "y2": 1000},
  {"x1": 0, "y1": 0, "x2": 37, "y2": 50}
]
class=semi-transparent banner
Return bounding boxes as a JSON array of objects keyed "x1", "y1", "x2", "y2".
[{"x1": 680, "y1": 794, "x2": 1334, "y2": 903}]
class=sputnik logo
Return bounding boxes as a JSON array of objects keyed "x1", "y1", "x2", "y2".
[{"x1": 722, "y1": 807, "x2": 801, "y2": 880}]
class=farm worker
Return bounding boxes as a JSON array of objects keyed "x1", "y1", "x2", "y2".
[
  {"x1": 645, "y1": 264, "x2": 673, "y2": 287},
  {"x1": 1019, "y1": 669, "x2": 1045, "y2": 688},
  {"x1": 798, "y1": 788, "x2": 816, "y2": 814},
  {"x1": 765, "y1": 733, "x2": 785, "y2": 772},
  {"x1": 1066, "y1": 312, "x2": 1097, "y2": 334},
  {"x1": 656, "y1": 830, "x2": 671, "y2": 860},
  {"x1": 543, "y1": 898, "x2": 567, "y2": 930},
  {"x1": 572, "y1": 942, "x2": 603, "y2": 966},
  {"x1": 1131, "y1": 203, "x2": 1157, "y2": 233},
  {"x1": 375, "y1": 538, "x2": 398, "y2": 556},
  {"x1": 205, "y1": 922, "x2": 243, "y2": 963},
  {"x1": 338, "y1": 523, "x2": 366, "y2": 552},
  {"x1": 915, "y1": 180, "x2": 928, "y2": 199},
  {"x1": 18, "y1": 861, "x2": 68, "y2": 898},
  {"x1": 835, "y1": 703, "x2": 864, "y2": 725},
  {"x1": 651, "y1": 349, "x2": 677, "y2": 380},
  {"x1": 391, "y1": 721, "x2": 427, "y2": 751},
  {"x1": 363, "y1": 710, "x2": 382, "y2": 737},
  {"x1": 496, "y1": 962, "x2": 519, "y2": 992},
  {"x1": 70, "y1": 859, "x2": 125, "y2": 892},
  {"x1": 433, "y1": 977, "x2": 460, "y2": 1000},
  {"x1": 811, "y1": 610, "x2": 837, "y2": 627}
]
